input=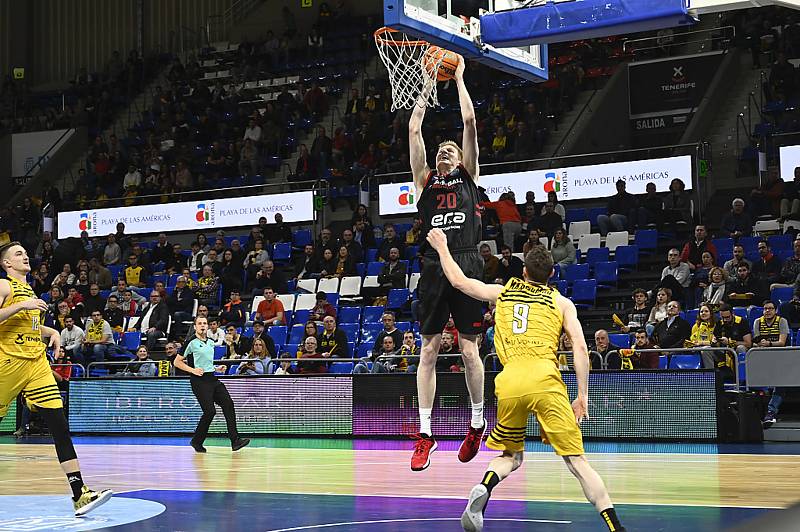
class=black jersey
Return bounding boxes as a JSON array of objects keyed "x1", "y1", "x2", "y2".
[{"x1": 418, "y1": 164, "x2": 482, "y2": 257}]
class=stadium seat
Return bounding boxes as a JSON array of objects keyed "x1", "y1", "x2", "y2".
[
  {"x1": 276, "y1": 294, "x2": 296, "y2": 313},
  {"x1": 634, "y1": 229, "x2": 658, "y2": 252},
  {"x1": 685, "y1": 309, "x2": 699, "y2": 324},
  {"x1": 748, "y1": 307, "x2": 763, "y2": 329},
  {"x1": 272, "y1": 242, "x2": 292, "y2": 263},
  {"x1": 293, "y1": 309, "x2": 311, "y2": 325},
  {"x1": 568, "y1": 220, "x2": 591, "y2": 241},
  {"x1": 355, "y1": 262, "x2": 366, "y2": 277},
  {"x1": 227, "y1": 364, "x2": 240, "y2": 375},
  {"x1": 294, "y1": 293, "x2": 317, "y2": 311},
  {"x1": 712, "y1": 238, "x2": 734, "y2": 254},
  {"x1": 396, "y1": 321, "x2": 411, "y2": 332},
  {"x1": 555, "y1": 279, "x2": 569, "y2": 296},
  {"x1": 214, "y1": 346, "x2": 227, "y2": 360},
  {"x1": 268, "y1": 325, "x2": 288, "y2": 345},
  {"x1": 356, "y1": 343, "x2": 372, "y2": 359},
  {"x1": 740, "y1": 236, "x2": 760, "y2": 255},
  {"x1": 668, "y1": 354, "x2": 701, "y2": 369},
  {"x1": 339, "y1": 276, "x2": 362, "y2": 298},
  {"x1": 769, "y1": 233, "x2": 793, "y2": 251},
  {"x1": 479, "y1": 240, "x2": 497, "y2": 254},
  {"x1": 608, "y1": 333, "x2": 631, "y2": 348},
  {"x1": 605, "y1": 231, "x2": 629, "y2": 252},
  {"x1": 588, "y1": 207, "x2": 608, "y2": 227},
  {"x1": 318, "y1": 277, "x2": 340, "y2": 293},
  {"x1": 293, "y1": 229, "x2": 313, "y2": 249},
  {"x1": 563, "y1": 263, "x2": 590, "y2": 284},
  {"x1": 772, "y1": 286, "x2": 794, "y2": 305},
  {"x1": 615, "y1": 245, "x2": 639, "y2": 272},
  {"x1": 339, "y1": 323, "x2": 359, "y2": 343},
  {"x1": 387, "y1": 288, "x2": 409, "y2": 309},
  {"x1": 366, "y1": 262, "x2": 384, "y2": 276},
  {"x1": 338, "y1": 306, "x2": 361, "y2": 324},
  {"x1": 288, "y1": 324, "x2": 307, "y2": 344},
  {"x1": 577, "y1": 233, "x2": 601, "y2": 253},
  {"x1": 297, "y1": 278, "x2": 318, "y2": 293},
  {"x1": 732, "y1": 307, "x2": 748, "y2": 320},
  {"x1": 330, "y1": 362, "x2": 354, "y2": 374},
  {"x1": 658, "y1": 355, "x2": 668, "y2": 369},
  {"x1": 251, "y1": 296, "x2": 265, "y2": 315},
  {"x1": 755, "y1": 220, "x2": 780, "y2": 234},
  {"x1": 365, "y1": 248, "x2": 378, "y2": 262},
  {"x1": 108, "y1": 265, "x2": 124, "y2": 282},
  {"x1": 122, "y1": 331, "x2": 140, "y2": 351},
  {"x1": 571, "y1": 279, "x2": 597, "y2": 309},
  {"x1": 360, "y1": 323, "x2": 383, "y2": 346},
  {"x1": 584, "y1": 247, "x2": 609, "y2": 268},
  {"x1": 363, "y1": 306, "x2": 385, "y2": 323},
  {"x1": 594, "y1": 261, "x2": 618, "y2": 289},
  {"x1": 565, "y1": 208, "x2": 588, "y2": 224},
  {"x1": 362, "y1": 275, "x2": 380, "y2": 288},
  {"x1": 408, "y1": 272, "x2": 421, "y2": 292}
]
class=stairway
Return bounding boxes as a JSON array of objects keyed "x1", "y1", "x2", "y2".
[{"x1": 542, "y1": 90, "x2": 597, "y2": 158}]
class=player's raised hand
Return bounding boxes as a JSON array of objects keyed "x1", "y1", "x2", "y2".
[
  {"x1": 426, "y1": 228, "x2": 448, "y2": 253},
  {"x1": 572, "y1": 395, "x2": 589, "y2": 424},
  {"x1": 21, "y1": 298, "x2": 49, "y2": 312},
  {"x1": 454, "y1": 53, "x2": 466, "y2": 79}
]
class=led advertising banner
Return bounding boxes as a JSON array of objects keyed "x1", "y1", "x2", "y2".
[
  {"x1": 379, "y1": 155, "x2": 693, "y2": 215},
  {"x1": 68, "y1": 371, "x2": 716, "y2": 440},
  {"x1": 0, "y1": 401, "x2": 17, "y2": 433},
  {"x1": 68, "y1": 377, "x2": 352, "y2": 434},
  {"x1": 57, "y1": 191, "x2": 315, "y2": 238}
]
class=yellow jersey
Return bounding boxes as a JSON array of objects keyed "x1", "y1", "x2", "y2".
[
  {"x1": 0, "y1": 277, "x2": 45, "y2": 360},
  {"x1": 494, "y1": 278, "x2": 565, "y2": 395}
]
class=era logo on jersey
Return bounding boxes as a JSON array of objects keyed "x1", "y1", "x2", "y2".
[
  {"x1": 431, "y1": 212, "x2": 466, "y2": 227},
  {"x1": 195, "y1": 203, "x2": 210, "y2": 222},
  {"x1": 398, "y1": 185, "x2": 415, "y2": 206},
  {"x1": 544, "y1": 172, "x2": 561, "y2": 193}
]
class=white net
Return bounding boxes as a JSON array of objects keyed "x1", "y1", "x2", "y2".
[{"x1": 374, "y1": 27, "x2": 444, "y2": 111}]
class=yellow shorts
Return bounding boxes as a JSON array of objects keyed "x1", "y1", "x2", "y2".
[
  {"x1": 0, "y1": 354, "x2": 63, "y2": 418},
  {"x1": 487, "y1": 387, "x2": 584, "y2": 456}
]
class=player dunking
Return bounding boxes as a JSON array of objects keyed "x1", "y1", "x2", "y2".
[
  {"x1": 0, "y1": 242, "x2": 112, "y2": 516},
  {"x1": 408, "y1": 54, "x2": 486, "y2": 471},
  {"x1": 426, "y1": 229, "x2": 626, "y2": 532}
]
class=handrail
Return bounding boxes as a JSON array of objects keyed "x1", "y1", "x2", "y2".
[
  {"x1": 16, "y1": 128, "x2": 75, "y2": 184},
  {"x1": 604, "y1": 346, "x2": 738, "y2": 386},
  {"x1": 329, "y1": 105, "x2": 342, "y2": 134},
  {"x1": 623, "y1": 25, "x2": 736, "y2": 53},
  {"x1": 63, "y1": 178, "x2": 323, "y2": 211},
  {"x1": 52, "y1": 363, "x2": 86, "y2": 375},
  {"x1": 550, "y1": 89, "x2": 598, "y2": 158},
  {"x1": 482, "y1": 350, "x2": 603, "y2": 370},
  {"x1": 747, "y1": 91, "x2": 766, "y2": 133}
]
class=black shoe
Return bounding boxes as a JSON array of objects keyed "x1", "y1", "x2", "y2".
[
  {"x1": 231, "y1": 438, "x2": 250, "y2": 452},
  {"x1": 190, "y1": 440, "x2": 207, "y2": 453}
]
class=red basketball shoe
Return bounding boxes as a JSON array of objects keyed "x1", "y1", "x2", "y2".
[
  {"x1": 410, "y1": 433, "x2": 438, "y2": 471},
  {"x1": 458, "y1": 420, "x2": 486, "y2": 463}
]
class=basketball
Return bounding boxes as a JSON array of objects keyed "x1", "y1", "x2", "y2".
[{"x1": 423, "y1": 46, "x2": 459, "y2": 82}]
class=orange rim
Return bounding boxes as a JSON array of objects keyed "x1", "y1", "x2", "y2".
[{"x1": 374, "y1": 26, "x2": 430, "y2": 47}]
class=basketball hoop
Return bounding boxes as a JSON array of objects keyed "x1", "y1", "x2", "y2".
[{"x1": 374, "y1": 27, "x2": 444, "y2": 111}]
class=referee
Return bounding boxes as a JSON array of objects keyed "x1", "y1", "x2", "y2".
[{"x1": 174, "y1": 316, "x2": 250, "y2": 453}]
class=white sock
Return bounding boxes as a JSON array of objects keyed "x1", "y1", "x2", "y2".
[
  {"x1": 419, "y1": 407, "x2": 432, "y2": 436},
  {"x1": 471, "y1": 402, "x2": 484, "y2": 429}
]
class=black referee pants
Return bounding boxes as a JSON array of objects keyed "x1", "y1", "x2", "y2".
[{"x1": 190, "y1": 374, "x2": 240, "y2": 445}]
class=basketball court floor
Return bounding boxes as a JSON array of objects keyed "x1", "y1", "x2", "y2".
[{"x1": 2, "y1": 436, "x2": 799, "y2": 531}]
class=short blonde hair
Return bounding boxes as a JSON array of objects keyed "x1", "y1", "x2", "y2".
[{"x1": 438, "y1": 140, "x2": 463, "y2": 161}]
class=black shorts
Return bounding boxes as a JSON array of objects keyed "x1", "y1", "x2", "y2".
[{"x1": 418, "y1": 252, "x2": 484, "y2": 336}]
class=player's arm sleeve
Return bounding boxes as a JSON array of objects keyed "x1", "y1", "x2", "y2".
[
  {"x1": 173, "y1": 350, "x2": 193, "y2": 373},
  {"x1": 409, "y1": 82, "x2": 433, "y2": 190},
  {"x1": 561, "y1": 296, "x2": 589, "y2": 398},
  {"x1": 438, "y1": 245, "x2": 503, "y2": 302},
  {"x1": 456, "y1": 76, "x2": 479, "y2": 181}
]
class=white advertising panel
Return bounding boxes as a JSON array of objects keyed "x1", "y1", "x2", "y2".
[
  {"x1": 780, "y1": 145, "x2": 800, "y2": 181},
  {"x1": 11, "y1": 129, "x2": 75, "y2": 177},
  {"x1": 57, "y1": 191, "x2": 315, "y2": 238},
  {"x1": 379, "y1": 155, "x2": 693, "y2": 216}
]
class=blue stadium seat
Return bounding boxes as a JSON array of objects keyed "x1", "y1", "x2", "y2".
[
  {"x1": 668, "y1": 354, "x2": 701, "y2": 369},
  {"x1": 685, "y1": 309, "x2": 699, "y2": 324},
  {"x1": 768, "y1": 233, "x2": 792, "y2": 251},
  {"x1": 738, "y1": 352, "x2": 747, "y2": 383},
  {"x1": 288, "y1": 324, "x2": 306, "y2": 344},
  {"x1": 588, "y1": 207, "x2": 608, "y2": 227},
  {"x1": 571, "y1": 279, "x2": 596, "y2": 309},
  {"x1": 366, "y1": 261, "x2": 383, "y2": 276},
  {"x1": 396, "y1": 321, "x2": 411, "y2": 332},
  {"x1": 658, "y1": 355, "x2": 668, "y2": 369},
  {"x1": 712, "y1": 238, "x2": 733, "y2": 254},
  {"x1": 565, "y1": 208, "x2": 588, "y2": 224},
  {"x1": 772, "y1": 286, "x2": 794, "y2": 305},
  {"x1": 271, "y1": 241, "x2": 290, "y2": 262},
  {"x1": 594, "y1": 261, "x2": 618, "y2": 289},
  {"x1": 293, "y1": 309, "x2": 311, "y2": 325},
  {"x1": 108, "y1": 265, "x2": 124, "y2": 282},
  {"x1": 634, "y1": 229, "x2": 658, "y2": 252},
  {"x1": 405, "y1": 246, "x2": 419, "y2": 260},
  {"x1": 614, "y1": 245, "x2": 639, "y2": 272},
  {"x1": 748, "y1": 307, "x2": 763, "y2": 329},
  {"x1": 387, "y1": 288, "x2": 409, "y2": 309},
  {"x1": 555, "y1": 280, "x2": 569, "y2": 296},
  {"x1": 330, "y1": 362, "x2": 354, "y2": 374},
  {"x1": 739, "y1": 236, "x2": 760, "y2": 255},
  {"x1": 293, "y1": 229, "x2": 313, "y2": 249},
  {"x1": 227, "y1": 364, "x2": 240, "y2": 375},
  {"x1": 360, "y1": 323, "x2": 384, "y2": 346},
  {"x1": 214, "y1": 346, "x2": 227, "y2": 360},
  {"x1": 284, "y1": 310, "x2": 293, "y2": 327},
  {"x1": 732, "y1": 307, "x2": 748, "y2": 320},
  {"x1": 356, "y1": 343, "x2": 372, "y2": 359},
  {"x1": 584, "y1": 247, "x2": 609, "y2": 269},
  {"x1": 339, "y1": 323, "x2": 359, "y2": 343},
  {"x1": 608, "y1": 333, "x2": 631, "y2": 349},
  {"x1": 365, "y1": 249, "x2": 378, "y2": 262},
  {"x1": 269, "y1": 325, "x2": 288, "y2": 345},
  {"x1": 362, "y1": 306, "x2": 385, "y2": 323},
  {"x1": 563, "y1": 263, "x2": 590, "y2": 285},
  {"x1": 122, "y1": 331, "x2": 140, "y2": 351},
  {"x1": 338, "y1": 306, "x2": 361, "y2": 324}
]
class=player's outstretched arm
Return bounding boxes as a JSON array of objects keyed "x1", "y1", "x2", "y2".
[
  {"x1": 409, "y1": 80, "x2": 433, "y2": 191},
  {"x1": 453, "y1": 55, "x2": 479, "y2": 181},
  {"x1": 560, "y1": 295, "x2": 590, "y2": 423},
  {"x1": 426, "y1": 229, "x2": 502, "y2": 302}
]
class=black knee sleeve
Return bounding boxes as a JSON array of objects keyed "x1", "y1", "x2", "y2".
[{"x1": 38, "y1": 408, "x2": 77, "y2": 463}]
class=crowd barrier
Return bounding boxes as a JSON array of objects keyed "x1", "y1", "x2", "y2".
[{"x1": 66, "y1": 369, "x2": 719, "y2": 440}]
